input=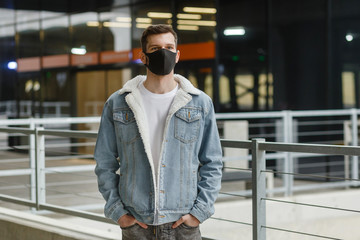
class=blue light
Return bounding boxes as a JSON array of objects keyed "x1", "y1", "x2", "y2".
[
  {"x1": 7, "y1": 61, "x2": 17, "y2": 70},
  {"x1": 133, "y1": 58, "x2": 143, "y2": 64}
]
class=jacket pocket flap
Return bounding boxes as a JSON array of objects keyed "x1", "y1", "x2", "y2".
[
  {"x1": 175, "y1": 108, "x2": 201, "y2": 122},
  {"x1": 113, "y1": 110, "x2": 135, "y2": 124}
]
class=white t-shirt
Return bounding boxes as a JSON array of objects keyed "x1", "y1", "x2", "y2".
[{"x1": 139, "y1": 82, "x2": 178, "y2": 181}]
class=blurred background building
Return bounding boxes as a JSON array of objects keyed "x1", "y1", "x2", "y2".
[{"x1": 0, "y1": 0, "x2": 360, "y2": 118}]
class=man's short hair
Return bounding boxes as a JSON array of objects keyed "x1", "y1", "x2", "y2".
[{"x1": 141, "y1": 24, "x2": 178, "y2": 52}]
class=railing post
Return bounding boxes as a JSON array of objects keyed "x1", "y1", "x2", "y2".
[
  {"x1": 252, "y1": 138, "x2": 266, "y2": 240},
  {"x1": 29, "y1": 119, "x2": 36, "y2": 207},
  {"x1": 283, "y1": 111, "x2": 294, "y2": 196},
  {"x1": 351, "y1": 108, "x2": 359, "y2": 186},
  {"x1": 35, "y1": 127, "x2": 45, "y2": 210}
]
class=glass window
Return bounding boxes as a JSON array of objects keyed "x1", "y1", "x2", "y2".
[
  {"x1": 17, "y1": 10, "x2": 41, "y2": 58},
  {"x1": 218, "y1": 0, "x2": 267, "y2": 111},
  {"x1": 42, "y1": 13, "x2": 69, "y2": 56},
  {"x1": 0, "y1": 10, "x2": 16, "y2": 101},
  {"x1": 71, "y1": 12, "x2": 99, "y2": 53},
  {"x1": 0, "y1": 8, "x2": 15, "y2": 27},
  {"x1": 176, "y1": 0, "x2": 216, "y2": 44},
  {"x1": 132, "y1": 1, "x2": 172, "y2": 50},
  {"x1": 100, "y1": 7, "x2": 131, "y2": 52},
  {"x1": 16, "y1": 9, "x2": 41, "y2": 23},
  {"x1": 333, "y1": 0, "x2": 360, "y2": 108},
  {"x1": 271, "y1": 0, "x2": 327, "y2": 110}
]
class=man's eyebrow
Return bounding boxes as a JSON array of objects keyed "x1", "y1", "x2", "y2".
[{"x1": 148, "y1": 43, "x2": 175, "y2": 48}]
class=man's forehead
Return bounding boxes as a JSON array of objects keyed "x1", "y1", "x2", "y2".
[{"x1": 147, "y1": 33, "x2": 176, "y2": 46}]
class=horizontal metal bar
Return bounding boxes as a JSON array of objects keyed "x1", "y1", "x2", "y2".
[
  {"x1": 0, "y1": 168, "x2": 32, "y2": 177},
  {"x1": 209, "y1": 216, "x2": 252, "y2": 227},
  {"x1": 221, "y1": 139, "x2": 252, "y2": 149},
  {"x1": 46, "y1": 179, "x2": 97, "y2": 187},
  {"x1": 0, "y1": 119, "x2": 32, "y2": 126},
  {"x1": 0, "y1": 194, "x2": 36, "y2": 208},
  {"x1": 0, "y1": 117, "x2": 100, "y2": 126},
  {"x1": 39, "y1": 129, "x2": 98, "y2": 138},
  {"x1": 264, "y1": 197, "x2": 360, "y2": 214},
  {"x1": 260, "y1": 142, "x2": 360, "y2": 156},
  {"x1": 44, "y1": 165, "x2": 95, "y2": 174},
  {"x1": 290, "y1": 109, "x2": 354, "y2": 117},
  {"x1": 216, "y1": 111, "x2": 283, "y2": 120},
  {"x1": 45, "y1": 154, "x2": 94, "y2": 161},
  {"x1": 33, "y1": 117, "x2": 100, "y2": 125},
  {"x1": 0, "y1": 127, "x2": 35, "y2": 135}
]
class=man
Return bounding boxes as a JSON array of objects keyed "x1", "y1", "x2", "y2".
[{"x1": 94, "y1": 24, "x2": 223, "y2": 240}]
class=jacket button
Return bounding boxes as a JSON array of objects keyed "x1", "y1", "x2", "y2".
[
  {"x1": 160, "y1": 190, "x2": 165, "y2": 193},
  {"x1": 162, "y1": 164, "x2": 166, "y2": 167}
]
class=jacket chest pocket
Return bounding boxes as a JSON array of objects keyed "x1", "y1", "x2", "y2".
[
  {"x1": 113, "y1": 109, "x2": 140, "y2": 143},
  {"x1": 174, "y1": 107, "x2": 201, "y2": 143}
]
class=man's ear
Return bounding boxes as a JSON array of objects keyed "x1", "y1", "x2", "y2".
[
  {"x1": 140, "y1": 51, "x2": 147, "y2": 65},
  {"x1": 175, "y1": 50, "x2": 180, "y2": 63}
]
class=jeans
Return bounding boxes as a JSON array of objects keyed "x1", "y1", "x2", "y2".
[{"x1": 121, "y1": 222, "x2": 201, "y2": 240}]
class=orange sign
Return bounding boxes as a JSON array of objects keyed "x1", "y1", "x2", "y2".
[
  {"x1": 132, "y1": 41, "x2": 215, "y2": 61},
  {"x1": 178, "y1": 41, "x2": 215, "y2": 61},
  {"x1": 71, "y1": 52, "x2": 99, "y2": 66},
  {"x1": 17, "y1": 57, "x2": 41, "y2": 72},
  {"x1": 132, "y1": 48, "x2": 142, "y2": 61},
  {"x1": 15, "y1": 41, "x2": 216, "y2": 72},
  {"x1": 42, "y1": 54, "x2": 69, "y2": 68},
  {"x1": 100, "y1": 50, "x2": 132, "y2": 64}
]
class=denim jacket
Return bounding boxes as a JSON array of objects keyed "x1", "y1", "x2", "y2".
[{"x1": 94, "y1": 74, "x2": 223, "y2": 225}]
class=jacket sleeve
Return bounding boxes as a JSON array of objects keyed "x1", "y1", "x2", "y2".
[
  {"x1": 189, "y1": 97, "x2": 223, "y2": 223},
  {"x1": 94, "y1": 100, "x2": 129, "y2": 223}
]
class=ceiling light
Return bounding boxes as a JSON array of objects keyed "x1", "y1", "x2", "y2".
[
  {"x1": 177, "y1": 25, "x2": 199, "y2": 31},
  {"x1": 224, "y1": 27, "x2": 245, "y2": 36},
  {"x1": 136, "y1": 18, "x2": 152, "y2": 23},
  {"x1": 183, "y1": 7, "x2": 217, "y2": 14},
  {"x1": 147, "y1": 12, "x2": 172, "y2": 18},
  {"x1": 177, "y1": 13, "x2": 201, "y2": 20},
  {"x1": 346, "y1": 34, "x2": 354, "y2": 42},
  {"x1": 136, "y1": 23, "x2": 152, "y2": 29},
  {"x1": 33, "y1": 81, "x2": 40, "y2": 91},
  {"x1": 116, "y1": 17, "x2": 132, "y2": 22},
  {"x1": 86, "y1": 21, "x2": 99, "y2": 27},
  {"x1": 177, "y1": 20, "x2": 216, "y2": 26},
  {"x1": 103, "y1": 22, "x2": 131, "y2": 28},
  {"x1": 25, "y1": 80, "x2": 33, "y2": 93},
  {"x1": 71, "y1": 46, "x2": 86, "y2": 55},
  {"x1": 7, "y1": 61, "x2": 17, "y2": 70}
]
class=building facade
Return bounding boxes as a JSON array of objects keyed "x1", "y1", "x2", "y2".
[{"x1": 0, "y1": 0, "x2": 359, "y2": 117}]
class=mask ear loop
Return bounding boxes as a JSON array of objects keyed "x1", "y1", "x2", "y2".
[{"x1": 143, "y1": 52, "x2": 150, "y2": 68}]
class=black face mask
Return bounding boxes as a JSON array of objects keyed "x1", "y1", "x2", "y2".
[{"x1": 144, "y1": 49, "x2": 177, "y2": 75}]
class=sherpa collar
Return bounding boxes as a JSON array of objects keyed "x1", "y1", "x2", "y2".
[{"x1": 118, "y1": 74, "x2": 201, "y2": 95}]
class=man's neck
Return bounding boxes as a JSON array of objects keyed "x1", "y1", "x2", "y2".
[{"x1": 144, "y1": 72, "x2": 177, "y2": 94}]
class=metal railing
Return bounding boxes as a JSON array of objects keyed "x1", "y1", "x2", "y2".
[
  {"x1": 1, "y1": 109, "x2": 360, "y2": 239},
  {"x1": 0, "y1": 126, "x2": 360, "y2": 239},
  {"x1": 217, "y1": 108, "x2": 360, "y2": 196},
  {"x1": 0, "y1": 100, "x2": 71, "y2": 118}
]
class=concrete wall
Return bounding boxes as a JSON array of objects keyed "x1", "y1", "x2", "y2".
[{"x1": 0, "y1": 207, "x2": 118, "y2": 240}]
